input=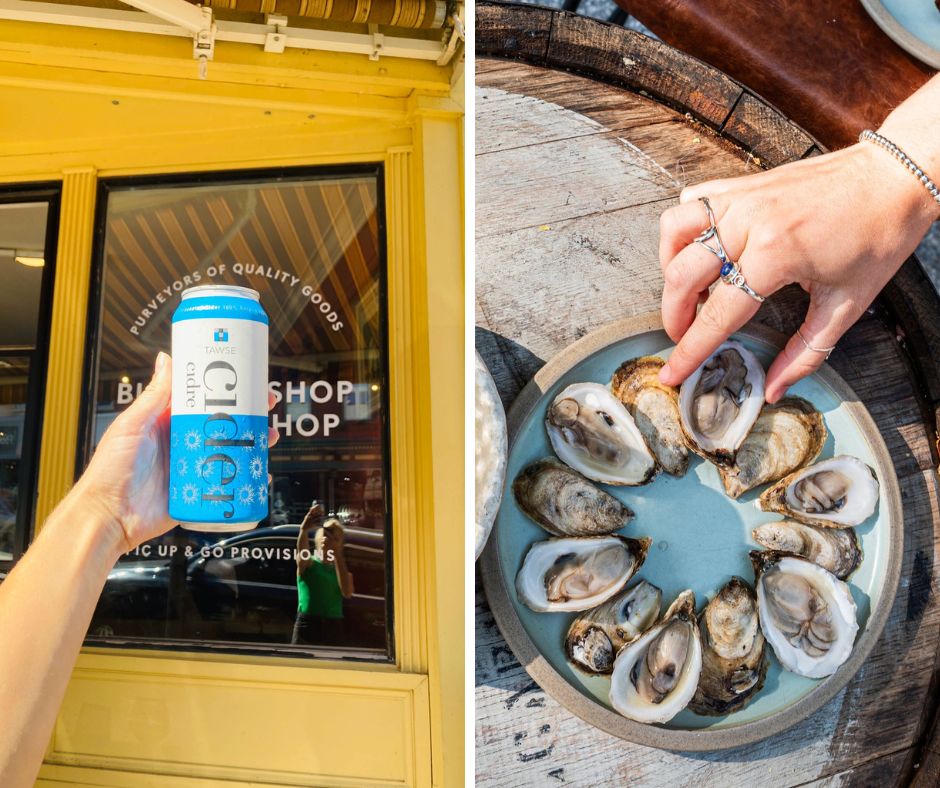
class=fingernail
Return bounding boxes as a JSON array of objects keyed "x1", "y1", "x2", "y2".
[
  {"x1": 658, "y1": 363, "x2": 673, "y2": 384},
  {"x1": 154, "y1": 352, "x2": 168, "y2": 375}
]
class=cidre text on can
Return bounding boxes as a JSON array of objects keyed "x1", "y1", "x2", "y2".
[{"x1": 169, "y1": 285, "x2": 269, "y2": 531}]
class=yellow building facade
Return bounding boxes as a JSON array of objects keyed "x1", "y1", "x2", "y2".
[{"x1": 0, "y1": 8, "x2": 463, "y2": 787}]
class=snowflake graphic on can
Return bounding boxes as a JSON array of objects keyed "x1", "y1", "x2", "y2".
[
  {"x1": 249, "y1": 455, "x2": 264, "y2": 480},
  {"x1": 170, "y1": 485, "x2": 178, "y2": 501},
  {"x1": 257, "y1": 484, "x2": 268, "y2": 504},
  {"x1": 184, "y1": 430, "x2": 202, "y2": 451},
  {"x1": 205, "y1": 485, "x2": 224, "y2": 504},
  {"x1": 181, "y1": 483, "x2": 198, "y2": 504},
  {"x1": 171, "y1": 432, "x2": 180, "y2": 449},
  {"x1": 194, "y1": 455, "x2": 207, "y2": 478},
  {"x1": 259, "y1": 432, "x2": 268, "y2": 451},
  {"x1": 242, "y1": 429, "x2": 255, "y2": 444},
  {"x1": 237, "y1": 484, "x2": 255, "y2": 505},
  {"x1": 175, "y1": 457, "x2": 188, "y2": 477}
]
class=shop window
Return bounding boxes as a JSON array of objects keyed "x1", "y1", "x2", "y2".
[
  {"x1": 80, "y1": 167, "x2": 392, "y2": 661},
  {"x1": 0, "y1": 189, "x2": 58, "y2": 569}
]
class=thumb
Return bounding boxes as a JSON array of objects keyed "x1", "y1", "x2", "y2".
[
  {"x1": 119, "y1": 352, "x2": 172, "y2": 430},
  {"x1": 765, "y1": 294, "x2": 854, "y2": 402}
]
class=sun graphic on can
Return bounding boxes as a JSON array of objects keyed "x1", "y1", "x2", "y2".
[
  {"x1": 249, "y1": 455, "x2": 264, "y2": 480},
  {"x1": 184, "y1": 430, "x2": 202, "y2": 451},
  {"x1": 259, "y1": 432, "x2": 268, "y2": 450},
  {"x1": 181, "y1": 483, "x2": 198, "y2": 504},
  {"x1": 176, "y1": 458, "x2": 188, "y2": 476},
  {"x1": 257, "y1": 484, "x2": 268, "y2": 503},
  {"x1": 238, "y1": 484, "x2": 255, "y2": 504},
  {"x1": 194, "y1": 455, "x2": 207, "y2": 478}
]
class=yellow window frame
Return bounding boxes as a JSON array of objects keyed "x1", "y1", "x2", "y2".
[{"x1": 0, "y1": 20, "x2": 463, "y2": 788}]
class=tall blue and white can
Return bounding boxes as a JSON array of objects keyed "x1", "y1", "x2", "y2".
[{"x1": 169, "y1": 285, "x2": 269, "y2": 531}]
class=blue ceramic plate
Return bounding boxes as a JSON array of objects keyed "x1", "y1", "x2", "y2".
[
  {"x1": 480, "y1": 316, "x2": 903, "y2": 750},
  {"x1": 861, "y1": 0, "x2": 940, "y2": 69}
]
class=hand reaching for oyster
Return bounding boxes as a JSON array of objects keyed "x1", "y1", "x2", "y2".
[
  {"x1": 512, "y1": 341, "x2": 880, "y2": 725},
  {"x1": 656, "y1": 74, "x2": 940, "y2": 403}
]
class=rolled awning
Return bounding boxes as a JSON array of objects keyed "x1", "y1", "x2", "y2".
[{"x1": 201, "y1": 0, "x2": 447, "y2": 28}]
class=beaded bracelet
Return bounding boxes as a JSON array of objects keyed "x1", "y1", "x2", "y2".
[{"x1": 859, "y1": 129, "x2": 940, "y2": 209}]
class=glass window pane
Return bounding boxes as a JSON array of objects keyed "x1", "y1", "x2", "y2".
[
  {"x1": 85, "y1": 171, "x2": 391, "y2": 660},
  {"x1": 0, "y1": 357, "x2": 29, "y2": 561},
  {"x1": 0, "y1": 203, "x2": 47, "y2": 349}
]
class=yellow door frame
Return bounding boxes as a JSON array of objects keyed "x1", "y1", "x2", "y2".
[{"x1": 0, "y1": 20, "x2": 463, "y2": 788}]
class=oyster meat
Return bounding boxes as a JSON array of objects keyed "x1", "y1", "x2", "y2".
[
  {"x1": 610, "y1": 590, "x2": 703, "y2": 724},
  {"x1": 565, "y1": 579, "x2": 662, "y2": 674},
  {"x1": 752, "y1": 520, "x2": 861, "y2": 580},
  {"x1": 546, "y1": 383, "x2": 656, "y2": 485},
  {"x1": 718, "y1": 397, "x2": 826, "y2": 499},
  {"x1": 611, "y1": 356, "x2": 689, "y2": 477},
  {"x1": 751, "y1": 551, "x2": 858, "y2": 678},
  {"x1": 516, "y1": 535, "x2": 651, "y2": 613},
  {"x1": 678, "y1": 341, "x2": 765, "y2": 465},
  {"x1": 759, "y1": 455, "x2": 879, "y2": 528},
  {"x1": 688, "y1": 577, "x2": 767, "y2": 716},
  {"x1": 513, "y1": 458, "x2": 634, "y2": 537}
]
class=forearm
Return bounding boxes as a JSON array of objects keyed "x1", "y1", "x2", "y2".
[
  {"x1": 874, "y1": 73, "x2": 940, "y2": 221},
  {"x1": 0, "y1": 485, "x2": 123, "y2": 787}
]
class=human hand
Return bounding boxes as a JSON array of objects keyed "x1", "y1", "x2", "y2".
[
  {"x1": 76, "y1": 352, "x2": 280, "y2": 553},
  {"x1": 657, "y1": 142, "x2": 938, "y2": 401},
  {"x1": 301, "y1": 503, "x2": 325, "y2": 531}
]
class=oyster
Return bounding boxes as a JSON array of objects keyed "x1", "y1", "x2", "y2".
[
  {"x1": 513, "y1": 458, "x2": 634, "y2": 537},
  {"x1": 565, "y1": 580, "x2": 662, "y2": 674},
  {"x1": 516, "y1": 535, "x2": 651, "y2": 613},
  {"x1": 609, "y1": 590, "x2": 702, "y2": 723},
  {"x1": 753, "y1": 521, "x2": 861, "y2": 580},
  {"x1": 611, "y1": 356, "x2": 689, "y2": 477},
  {"x1": 759, "y1": 455, "x2": 879, "y2": 528},
  {"x1": 718, "y1": 397, "x2": 826, "y2": 499},
  {"x1": 688, "y1": 578, "x2": 767, "y2": 716},
  {"x1": 546, "y1": 383, "x2": 656, "y2": 486},
  {"x1": 678, "y1": 341, "x2": 765, "y2": 465},
  {"x1": 751, "y1": 551, "x2": 858, "y2": 678}
]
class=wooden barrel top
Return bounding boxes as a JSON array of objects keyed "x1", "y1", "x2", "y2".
[{"x1": 475, "y1": 2, "x2": 940, "y2": 785}]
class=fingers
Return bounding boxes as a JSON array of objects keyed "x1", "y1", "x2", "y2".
[
  {"x1": 268, "y1": 389, "x2": 277, "y2": 412},
  {"x1": 268, "y1": 426, "x2": 279, "y2": 449},
  {"x1": 117, "y1": 352, "x2": 172, "y2": 433},
  {"x1": 659, "y1": 197, "x2": 721, "y2": 270},
  {"x1": 660, "y1": 251, "x2": 777, "y2": 386},
  {"x1": 765, "y1": 293, "x2": 856, "y2": 402},
  {"x1": 660, "y1": 243, "x2": 725, "y2": 341}
]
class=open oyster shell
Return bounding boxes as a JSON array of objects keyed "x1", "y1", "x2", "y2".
[
  {"x1": 752, "y1": 520, "x2": 861, "y2": 580},
  {"x1": 759, "y1": 455, "x2": 879, "y2": 528},
  {"x1": 611, "y1": 356, "x2": 689, "y2": 477},
  {"x1": 688, "y1": 577, "x2": 767, "y2": 716},
  {"x1": 516, "y1": 535, "x2": 651, "y2": 613},
  {"x1": 718, "y1": 397, "x2": 826, "y2": 499},
  {"x1": 678, "y1": 341, "x2": 765, "y2": 465},
  {"x1": 565, "y1": 579, "x2": 662, "y2": 674},
  {"x1": 546, "y1": 383, "x2": 656, "y2": 486},
  {"x1": 609, "y1": 590, "x2": 703, "y2": 723},
  {"x1": 513, "y1": 458, "x2": 634, "y2": 537},
  {"x1": 751, "y1": 551, "x2": 858, "y2": 679}
]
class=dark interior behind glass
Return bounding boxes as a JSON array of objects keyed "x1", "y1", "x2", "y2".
[{"x1": 81, "y1": 168, "x2": 392, "y2": 661}]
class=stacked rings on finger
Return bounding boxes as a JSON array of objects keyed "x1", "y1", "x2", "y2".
[{"x1": 693, "y1": 197, "x2": 766, "y2": 303}]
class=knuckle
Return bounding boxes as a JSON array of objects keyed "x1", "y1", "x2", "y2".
[
  {"x1": 697, "y1": 297, "x2": 728, "y2": 334},
  {"x1": 663, "y1": 261, "x2": 687, "y2": 290},
  {"x1": 659, "y1": 207, "x2": 679, "y2": 234}
]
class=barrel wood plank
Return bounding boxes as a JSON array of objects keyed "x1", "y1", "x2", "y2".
[{"x1": 475, "y1": 4, "x2": 940, "y2": 785}]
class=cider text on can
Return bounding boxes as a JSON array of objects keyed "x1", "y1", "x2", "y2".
[{"x1": 169, "y1": 285, "x2": 269, "y2": 531}]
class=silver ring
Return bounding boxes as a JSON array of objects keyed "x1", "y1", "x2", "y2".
[
  {"x1": 797, "y1": 328, "x2": 836, "y2": 359},
  {"x1": 719, "y1": 260, "x2": 765, "y2": 303},
  {"x1": 692, "y1": 197, "x2": 734, "y2": 270}
]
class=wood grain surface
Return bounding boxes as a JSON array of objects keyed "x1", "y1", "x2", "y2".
[{"x1": 474, "y1": 5, "x2": 940, "y2": 784}]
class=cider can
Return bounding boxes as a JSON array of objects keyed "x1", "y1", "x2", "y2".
[{"x1": 168, "y1": 285, "x2": 269, "y2": 531}]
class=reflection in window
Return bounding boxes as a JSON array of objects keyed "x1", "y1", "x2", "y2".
[
  {"x1": 84, "y1": 170, "x2": 391, "y2": 660},
  {"x1": 0, "y1": 200, "x2": 51, "y2": 563}
]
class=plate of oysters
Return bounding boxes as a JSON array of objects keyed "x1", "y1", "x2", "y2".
[{"x1": 480, "y1": 314, "x2": 902, "y2": 750}]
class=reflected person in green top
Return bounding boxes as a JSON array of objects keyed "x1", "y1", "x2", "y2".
[{"x1": 290, "y1": 503, "x2": 354, "y2": 647}]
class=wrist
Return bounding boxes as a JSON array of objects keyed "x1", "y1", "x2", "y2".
[
  {"x1": 853, "y1": 141, "x2": 939, "y2": 234},
  {"x1": 865, "y1": 128, "x2": 940, "y2": 226},
  {"x1": 46, "y1": 486, "x2": 127, "y2": 567}
]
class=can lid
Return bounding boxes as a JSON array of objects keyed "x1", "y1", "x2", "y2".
[{"x1": 181, "y1": 284, "x2": 260, "y2": 302}]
